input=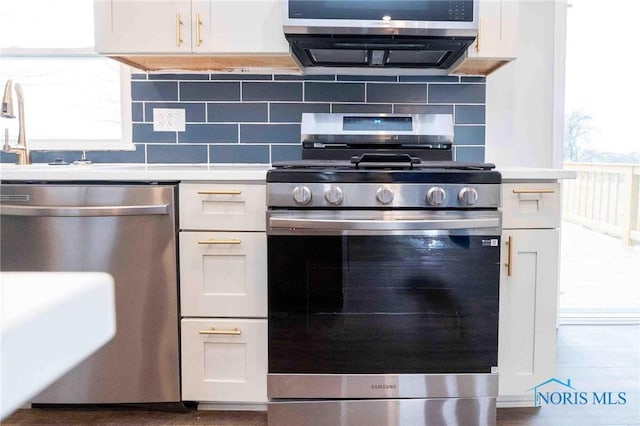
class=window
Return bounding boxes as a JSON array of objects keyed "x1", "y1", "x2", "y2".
[
  {"x1": 0, "y1": 0, "x2": 132, "y2": 150},
  {"x1": 560, "y1": 0, "x2": 640, "y2": 321}
]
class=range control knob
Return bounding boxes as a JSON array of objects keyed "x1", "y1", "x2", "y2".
[
  {"x1": 376, "y1": 186, "x2": 394, "y2": 205},
  {"x1": 458, "y1": 187, "x2": 479, "y2": 206},
  {"x1": 292, "y1": 185, "x2": 312, "y2": 205},
  {"x1": 426, "y1": 186, "x2": 447, "y2": 206},
  {"x1": 324, "y1": 186, "x2": 344, "y2": 205}
]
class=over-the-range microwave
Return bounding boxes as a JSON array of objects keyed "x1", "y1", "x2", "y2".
[{"x1": 283, "y1": 0, "x2": 479, "y2": 73}]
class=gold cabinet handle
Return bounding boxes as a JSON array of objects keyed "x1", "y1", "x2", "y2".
[
  {"x1": 176, "y1": 13, "x2": 183, "y2": 47},
  {"x1": 512, "y1": 189, "x2": 556, "y2": 194},
  {"x1": 476, "y1": 18, "x2": 481, "y2": 52},
  {"x1": 505, "y1": 236, "x2": 513, "y2": 277},
  {"x1": 199, "y1": 327, "x2": 241, "y2": 335},
  {"x1": 198, "y1": 239, "x2": 241, "y2": 245},
  {"x1": 197, "y1": 190, "x2": 242, "y2": 195},
  {"x1": 195, "y1": 12, "x2": 202, "y2": 47}
]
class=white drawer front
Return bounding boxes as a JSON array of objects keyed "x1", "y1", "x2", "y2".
[
  {"x1": 501, "y1": 183, "x2": 561, "y2": 229},
  {"x1": 181, "y1": 318, "x2": 267, "y2": 403},
  {"x1": 180, "y1": 232, "x2": 266, "y2": 317},
  {"x1": 179, "y1": 183, "x2": 266, "y2": 231}
]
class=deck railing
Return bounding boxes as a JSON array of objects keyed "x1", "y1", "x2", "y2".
[{"x1": 563, "y1": 162, "x2": 640, "y2": 245}]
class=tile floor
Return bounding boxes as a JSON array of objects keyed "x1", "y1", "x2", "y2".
[{"x1": 5, "y1": 325, "x2": 639, "y2": 426}]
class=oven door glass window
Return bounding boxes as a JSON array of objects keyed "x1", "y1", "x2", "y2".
[{"x1": 268, "y1": 234, "x2": 499, "y2": 374}]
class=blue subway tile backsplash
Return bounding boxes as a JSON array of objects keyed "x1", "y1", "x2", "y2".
[
  {"x1": 178, "y1": 124, "x2": 238, "y2": 144},
  {"x1": 452, "y1": 126, "x2": 486, "y2": 145},
  {"x1": 367, "y1": 83, "x2": 427, "y2": 103},
  {"x1": 240, "y1": 124, "x2": 300, "y2": 144},
  {"x1": 455, "y1": 146, "x2": 486, "y2": 163},
  {"x1": 128, "y1": 72, "x2": 486, "y2": 164},
  {"x1": 133, "y1": 124, "x2": 176, "y2": 143},
  {"x1": 147, "y1": 144, "x2": 207, "y2": 164},
  {"x1": 271, "y1": 145, "x2": 303, "y2": 162},
  {"x1": 305, "y1": 82, "x2": 365, "y2": 102},
  {"x1": 337, "y1": 75, "x2": 397, "y2": 82},
  {"x1": 148, "y1": 73, "x2": 209, "y2": 81},
  {"x1": 210, "y1": 144, "x2": 269, "y2": 164},
  {"x1": 270, "y1": 103, "x2": 330, "y2": 123},
  {"x1": 394, "y1": 104, "x2": 453, "y2": 115},
  {"x1": 179, "y1": 82, "x2": 240, "y2": 101},
  {"x1": 211, "y1": 74, "x2": 272, "y2": 81},
  {"x1": 27, "y1": 146, "x2": 147, "y2": 164},
  {"x1": 398, "y1": 76, "x2": 459, "y2": 83},
  {"x1": 85, "y1": 145, "x2": 147, "y2": 163},
  {"x1": 274, "y1": 74, "x2": 335, "y2": 81},
  {"x1": 132, "y1": 102, "x2": 144, "y2": 122},
  {"x1": 455, "y1": 105, "x2": 486, "y2": 125},
  {"x1": 207, "y1": 103, "x2": 268, "y2": 123},
  {"x1": 131, "y1": 81, "x2": 178, "y2": 101},
  {"x1": 242, "y1": 82, "x2": 303, "y2": 101},
  {"x1": 332, "y1": 103, "x2": 392, "y2": 114},
  {"x1": 428, "y1": 84, "x2": 485, "y2": 104}
]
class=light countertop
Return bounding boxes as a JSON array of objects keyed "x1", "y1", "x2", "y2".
[
  {"x1": 0, "y1": 163, "x2": 576, "y2": 182},
  {"x1": 0, "y1": 163, "x2": 271, "y2": 182},
  {"x1": 499, "y1": 168, "x2": 576, "y2": 181},
  {"x1": 0, "y1": 272, "x2": 116, "y2": 419}
]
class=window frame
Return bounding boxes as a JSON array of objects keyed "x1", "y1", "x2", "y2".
[{"x1": 0, "y1": 47, "x2": 134, "y2": 151}]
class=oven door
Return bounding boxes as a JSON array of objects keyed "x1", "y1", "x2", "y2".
[{"x1": 267, "y1": 210, "x2": 500, "y2": 399}]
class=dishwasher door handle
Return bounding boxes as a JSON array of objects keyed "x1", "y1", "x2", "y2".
[{"x1": 0, "y1": 204, "x2": 170, "y2": 217}]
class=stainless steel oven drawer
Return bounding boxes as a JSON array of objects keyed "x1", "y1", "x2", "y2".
[{"x1": 268, "y1": 397, "x2": 496, "y2": 426}]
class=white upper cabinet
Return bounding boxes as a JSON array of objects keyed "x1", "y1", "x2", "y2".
[
  {"x1": 468, "y1": 0, "x2": 518, "y2": 60},
  {"x1": 194, "y1": 0, "x2": 289, "y2": 53},
  {"x1": 94, "y1": 0, "x2": 296, "y2": 70},
  {"x1": 453, "y1": 0, "x2": 519, "y2": 75},
  {"x1": 95, "y1": 1, "x2": 192, "y2": 53}
]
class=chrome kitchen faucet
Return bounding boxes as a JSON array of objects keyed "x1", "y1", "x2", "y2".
[{"x1": 2, "y1": 79, "x2": 30, "y2": 165}]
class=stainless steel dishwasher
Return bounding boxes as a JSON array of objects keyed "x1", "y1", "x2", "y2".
[{"x1": 0, "y1": 183, "x2": 180, "y2": 404}]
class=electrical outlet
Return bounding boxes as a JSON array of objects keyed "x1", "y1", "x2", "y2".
[{"x1": 153, "y1": 108, "x2": 186, "y2": 132}]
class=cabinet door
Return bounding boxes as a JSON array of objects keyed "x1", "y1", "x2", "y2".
[
  {"x1": 95, "y1": 0, "x2": 192, "y2": 53},
  {"x1": 193, "y1": 0, "x2": 289, "y2": 53},
  {"x1": 181, "y1": 318, "x2": 267, "y2": 402},
  {"x1": 179, "y1": 183, "x2": 266, "y2": 231},
  {"x1": 180, "y1": 231, "x2": 267, "y2": 317},
  {"x1": 467, "y1": 0, "x2": 518, "y2": 59},
  {"x1": 498, "y1": 229, "x2": 559, "y2": 400}
]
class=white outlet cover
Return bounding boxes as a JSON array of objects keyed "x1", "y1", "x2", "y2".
[{"x1": 153, "y1": 108, "x2": 186, "y2": 132}]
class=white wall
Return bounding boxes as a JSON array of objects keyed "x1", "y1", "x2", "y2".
[{"x1": 485, "y1": 0, "x2": 567, "y2": 168}]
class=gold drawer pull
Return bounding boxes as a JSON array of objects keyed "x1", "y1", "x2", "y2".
[
  {"x1": 476, "y1": 18, "x2": 481, "y2": 52},
  {"x1": 198, "y1": 239, "x2": 241, "y2": 245},
  {"x1": 175, "y1": 13, "x2": 183, "y2": 47},
  {"x1": 199, "y1": 327, "x2": 241, "y2": 335},
  {"x1": 197, "y1": 190, "x2": 242, "y2": 195},
  {"x1": 512, "y1": 189, "x2": 556, "y2": 194},
  {"x1": 505, "y1": 236, "x2": 513, "y2": 277},
  {"x1": 195, "y1": 12, "x2": 203, "y2": 47}
]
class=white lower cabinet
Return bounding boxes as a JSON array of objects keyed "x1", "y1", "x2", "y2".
[
  {"x1": 498, "y1": 229, "x2": 559, "y2": 401},
  {"x1": 498, "y1": 181, "x2": 562, "y2": 407},
  {"x1": 180, "y1": 232, "x2": 267, "y2": 317},
  {"x1": 181, "y1": 318, "x2": 267, "y2": 402},
  {"x1": 178, "y1": 182, "x2": 267, "y2": 405}
]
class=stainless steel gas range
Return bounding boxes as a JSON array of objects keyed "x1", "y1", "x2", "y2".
[{"x1": 266, "y1": 114, "x2": 501, "y2": 426}]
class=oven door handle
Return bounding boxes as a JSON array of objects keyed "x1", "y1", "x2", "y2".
[{"x1": 269, "y1": 216, "x2": 500, "y2": 231}]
